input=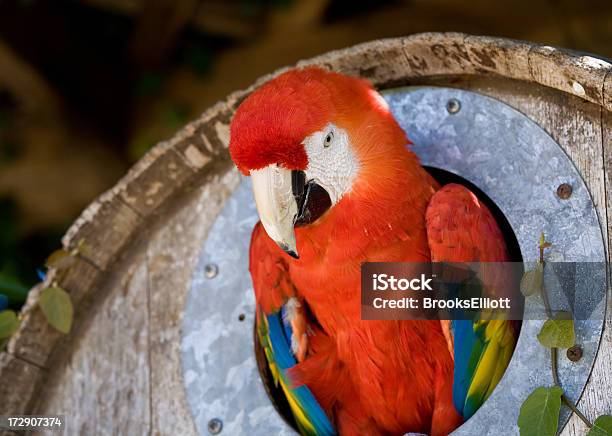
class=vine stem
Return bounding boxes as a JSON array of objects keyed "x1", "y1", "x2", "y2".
[{"x1": 539, "y1": 239, "x2": 593, "y2": 429}]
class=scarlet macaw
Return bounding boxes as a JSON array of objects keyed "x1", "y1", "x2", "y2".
[{"x1": 229, "y1": 67, "x2": 518, "y2": 436}]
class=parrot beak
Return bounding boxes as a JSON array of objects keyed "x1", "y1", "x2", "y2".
[{"x1": 251, "y1": 165, "x2": 300, "y2": 258}]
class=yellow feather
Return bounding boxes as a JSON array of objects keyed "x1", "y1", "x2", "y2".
[{"x1": 467, "y1": 320, "x2": 513, "y2": 404}]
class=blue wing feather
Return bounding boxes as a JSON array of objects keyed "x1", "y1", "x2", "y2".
[
  {"x1": 451, "y1": 319, "x2": 482, "y2": 418},
  {"x1": 451, "y1": 318, "x2": 518, "y2": 420},
  {"x1": 260, "y1": 306, "x2": 336, "y2": 436}
]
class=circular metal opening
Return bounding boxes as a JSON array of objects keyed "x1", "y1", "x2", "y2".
[
  {"x1": 182, "y1": 87, "x2": 606, "y2": 436},
  {"x1": 252, "y1": 166, "x2": 524, "y2": 433}
]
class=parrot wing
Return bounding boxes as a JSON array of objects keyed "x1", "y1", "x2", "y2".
[
  {"x1": 425, "y1": 183, "x2": 519, "y2": 420},
  {"x1": 250, "y1": 222, "x2": 336, "y2": 436},
  {"x1": 256, "y1": 308, "x2": 336, "y2": 436},
  {"x1": 249, "y1": 222, "x2": 295, "y2": 314}
]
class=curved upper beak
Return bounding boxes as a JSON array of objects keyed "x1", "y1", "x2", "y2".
[{"x1": 251, "y1": 165, "x2": 299, "y2": 258}]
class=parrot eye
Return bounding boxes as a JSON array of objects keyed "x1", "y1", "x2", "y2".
[{"x1": 323, "y1": 131, "x2": 333, "y2": 148}]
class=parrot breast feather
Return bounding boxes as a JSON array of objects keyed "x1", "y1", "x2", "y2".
[
  {"x1": 251, "y1": 222, "x2": 335, "y2": 435},
  {"x1": 250, "y1": 222, "x2": 295, "y2": 313}
]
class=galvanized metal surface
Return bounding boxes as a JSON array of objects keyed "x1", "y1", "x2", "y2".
[
  {"x1": 385, "y1": 87, "x2": 606, "y2": 435},
  {"x1": 181, "y1": 87, "x2": 607, "y2": 435},
  {"x1": 181, "y1": 179, "x2": 293, "y2": 435}
]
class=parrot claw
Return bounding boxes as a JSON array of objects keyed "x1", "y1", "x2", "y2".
[{"x1": 296, "y1": 333, "x2": 308, "y2": 362}]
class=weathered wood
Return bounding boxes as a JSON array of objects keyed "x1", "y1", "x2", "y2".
[
  {"x1": 32, "y1": 251, "x2": 152, "y2": 435},
  {"x1": 7, "y1": 258, "x2": 100, "y2": 367},
  {"x1": 0, "y1": 257, "x2": 103, "y2": 421},
  {"x1": 604, "y1": 71, "x2": 612, "y2": 112},
  {"x1": 117, "y1": 144, "x2": 196, "y2": 217},
  {"x1": 528, "y1": 45, "x2": 610, "y2": 107},
  {"x1": 604, "y1": 110, "x2": 612, "y2": 265},
  {"x1": 297, "y1": 38, "x2": 416, "y2": 86},
  {"x1": 464, "y1": 35, "x2": 532, "y2": 79},
  {"x1": 146, "y1": 166, "x2": 240, "y2": 435},
  {"x1": 172, "y1": 100, "x2": 234, "y2": 158},
  {"x1": 0, "y1": 33, "x2": 610, "y2": 435},
  {"x1": 297, "y1": 33, "x2": 480, "y2": 85},
  {"x1": 0, "y1": 353, "x2": 43, "y2": 416},
  {"x1": 564, "y1": 318, "x2": 612, "y2": 435},
  {"x1": 567, "y1": 109, "x2": 612, "y2": 435},
  {"x1": 61, "y1": 190, "x2": 142, "y2": 270}
]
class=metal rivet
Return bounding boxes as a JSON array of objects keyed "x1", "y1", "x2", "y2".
[
  {"x1": 446, "y1": 98, "x2": 461, "y2": 114},
  {"x1": 204, "y1": 263, "x2": 218, "y2": 279},
  {"x1": 567, "y1": 345, "x2": 583, "y2": 362},
  {"x1": 208, "y1": 418, "x2": 223, "y2": 434},
  {"x1": 238, "y1": 313, "x2": 245, "y2": 321},
  {"x1": 556, "y1": 183, "x2": 572, "y2": 199}
]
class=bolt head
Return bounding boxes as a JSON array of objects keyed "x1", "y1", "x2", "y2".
[
  {"x1": 204, "y1": 263, "x2": 218, "y2": 279},
  {"x1": 208, "y1": 418, "x2": 223, "y2": 434},
  {"x1": 567, "y1": 345, "x2": 583, "y2": 362},
  {"x1": 446, "y1": 98, "x2": 461, "y2": 114},
  {"x1": 557, "y1": 183, "x2": 572, "y2": 199}
]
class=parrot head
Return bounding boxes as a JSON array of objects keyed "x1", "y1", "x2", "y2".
[{"x1": 229, "y1": 67, "x2": 416, "y2": 258}]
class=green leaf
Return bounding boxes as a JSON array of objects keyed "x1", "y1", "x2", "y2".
[
  {"x1": 518, "y1": 386, "x2": 563, "y2": 436},
  {"x1": 39, "y1": 287, "x2": 73, "y2": 334},
  {"x1": 45, "y1": 249, "x2": 76, "y2": 270},
  {"x1": 588, "y1": 415, "x2": 612, "y2": 436},
  {"x1": 0, "y1": 310, "x2": 19, "y2": 339},
  {"x1": 520, "y1": 264, "x2": 543, "y2": 296},
  {"x1": 537, "y1": 313, "x2": 575, "y2": 348}
]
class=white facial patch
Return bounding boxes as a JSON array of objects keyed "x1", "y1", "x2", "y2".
[{"x1": 302, "y1": 123, "x2": 360, "y2": 205}]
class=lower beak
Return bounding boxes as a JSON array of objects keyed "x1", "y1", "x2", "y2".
[{"x1": 251, "y1": 165, "x2": 299, "y2": 258}]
